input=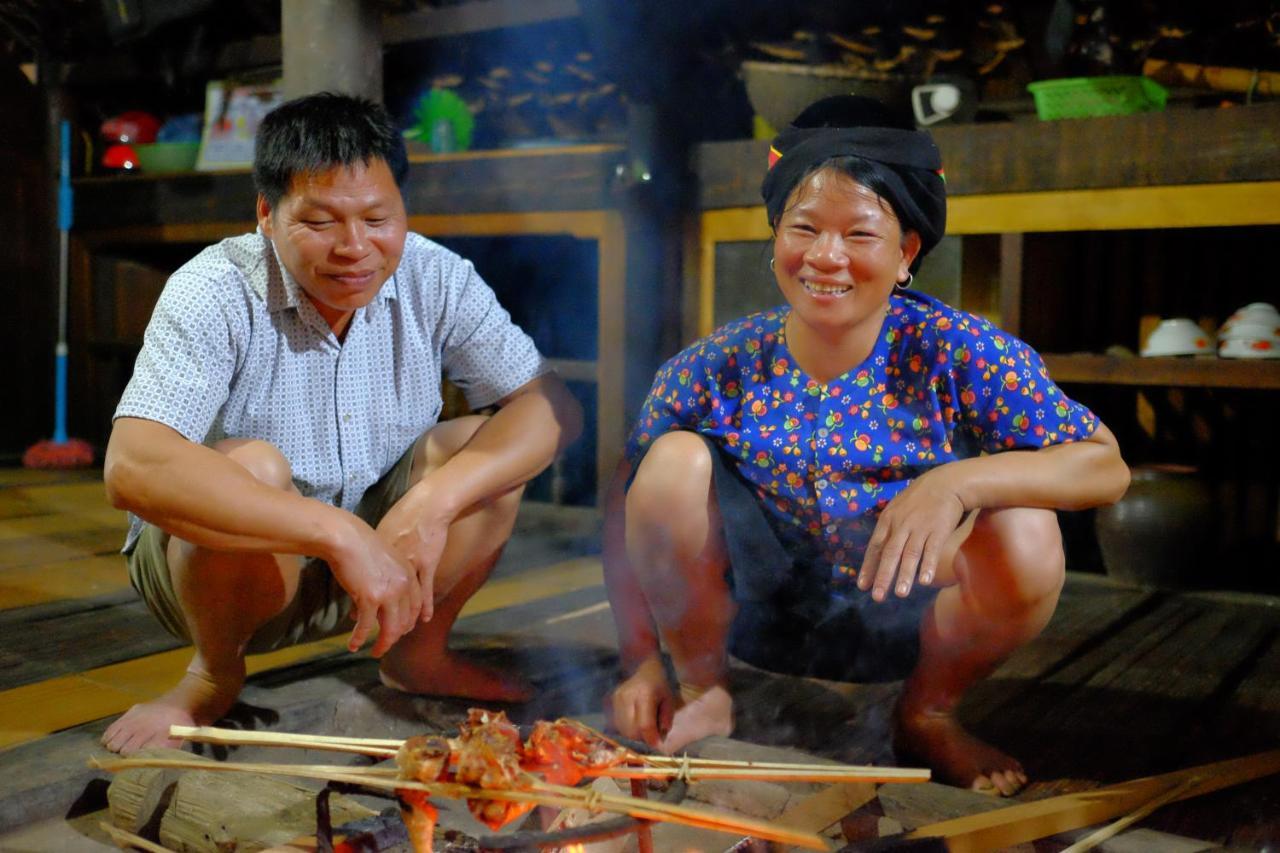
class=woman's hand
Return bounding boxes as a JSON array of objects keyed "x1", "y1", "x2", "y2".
[
  {"x1": 858, "y1": 468, "x2": 966, "y2": 601},
  {"x1": 606, "y1": 656, "x2": 675, "y2": 749}
]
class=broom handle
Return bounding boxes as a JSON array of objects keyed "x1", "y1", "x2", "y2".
[{"x1": 54, "y1": 120, "x2": 72, "y2": 443}]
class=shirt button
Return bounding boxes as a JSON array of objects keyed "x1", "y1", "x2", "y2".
[
  {"x1": 342, "y1": 413, "x2": 352, "y2": 424},
  {"x1": 825, "y1": 524, "x2": 837, "y2": 534},
  {"x1": 818, "y1": 428, "x2": 829, "y2": 438},
  {"x1": 816, "y1": 479, "x2": 829, "y2": 489}
]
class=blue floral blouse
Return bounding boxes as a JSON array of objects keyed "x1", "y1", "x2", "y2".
[{"x1": 624, "y1": 290, "x2": 1099, "y2": 592}]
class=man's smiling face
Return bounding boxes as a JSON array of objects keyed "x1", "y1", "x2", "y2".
[{"x1": 258, "y1": 157, "x2": 408, "y2": 335}]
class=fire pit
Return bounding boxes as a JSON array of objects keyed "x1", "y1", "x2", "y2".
[
  {"x1": 315, "y1": 774, "x2": 688, "y2": 853},
  {"x1": 95, "y1": 714, "x2": 920, "y2": 851}
]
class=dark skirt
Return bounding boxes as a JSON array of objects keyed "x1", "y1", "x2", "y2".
[{"x1": 702, "y1": 434, "x2": 937, "y2": 683}]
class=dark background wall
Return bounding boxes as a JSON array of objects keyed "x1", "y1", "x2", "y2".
[{"x1": 0, "y1": 65, "x2": 54, "y2": 462}]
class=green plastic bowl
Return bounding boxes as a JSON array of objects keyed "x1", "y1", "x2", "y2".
[{"x1": 133, "y1": 141, "x2": 201, "y2": 174}]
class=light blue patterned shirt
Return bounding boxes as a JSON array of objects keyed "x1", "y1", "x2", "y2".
[{"x1": 114, "y1": 230, "x2": 546, "y2": 551}]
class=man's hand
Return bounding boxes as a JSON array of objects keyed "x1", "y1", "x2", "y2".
[
  {"x1": 606, "y1": 656, "x2": 676, "y2": 749},
  {"x1": 375, "y1": 486, "x2": 455, "y2": 623},
  {"x1": 858, "y1": 468, "x2": 966, "y2": 601},
  {"x1": 327, "y1": 518, "x2": 424, "y2": 657}
]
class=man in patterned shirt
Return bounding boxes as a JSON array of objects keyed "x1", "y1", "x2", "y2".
[{"x1": 100, "y1": 93, "x2": 582, "y2": 754}]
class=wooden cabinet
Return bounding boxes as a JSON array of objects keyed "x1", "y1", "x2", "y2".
[{"x1": 68, "y1": 144, "x2": 627, "y2": 504}]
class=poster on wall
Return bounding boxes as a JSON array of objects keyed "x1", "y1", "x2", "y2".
[{"x1": 196, "y1": 78, "x2": 285, "y2": 171}]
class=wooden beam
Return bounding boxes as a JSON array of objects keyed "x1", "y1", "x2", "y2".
[
  {"x1": 947, "y1": 182, "x2": 1280, "y2": 233},
  {"x1": 1043, "y1": 353, "x2": 1280, "y2": 390},
  {"x1": 385, "y1": 0, "x2": 581, "y2": 44},
  {"x1": 905, "y1": 750, "x2": 1280, "y2": 852},
  {"x1": 406, "y1": 209, "x2": 607, "y2": 240}
]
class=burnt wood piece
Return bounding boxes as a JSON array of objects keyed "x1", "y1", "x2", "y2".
[{"x1": 696, "y1": 102, "x2": 1280, "y2": 209}]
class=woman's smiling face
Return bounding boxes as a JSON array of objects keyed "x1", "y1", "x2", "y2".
[{"x1": 772, "y1": 168, "x2": 919, "y2": 339}]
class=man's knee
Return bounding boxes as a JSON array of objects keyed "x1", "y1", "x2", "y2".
[
  {"x1": 963, "y1": 507, "x2": 1064, "y2": 611},
  {"x1": 414, "y1": 415, "x2": 490, "y2": 476},
  {"x1": 626, "y1": 431, "x2": 714, "y2": 531},
  {"x1": 213, "y1": 438, "x2": 294, "y2": 491}
]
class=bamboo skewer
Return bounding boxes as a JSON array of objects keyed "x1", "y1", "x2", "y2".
[
  {"x1": 593, "y1": 765, "x2": 928, "y2": 783},
  {"x1": 170, "y1": 725, "x2": 401, "y2": 756},
  {"x1": 91, "y1": 756, "x2": 832, "y2": 851},
  {"x1": 167, "y1": 724, "x2": 926, "y2": 783},
  {"x1": 1060, "y1": 776, "x2": 1200, "y2": 853}
]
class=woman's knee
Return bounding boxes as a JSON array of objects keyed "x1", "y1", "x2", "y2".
[
  {"x1": 962, "y1": 507, "x2": 1064, "y2": 610},
  {"x1": 212, "y1": 438, "x2": 294, "y2": 491},
  {"x1": 626, "y1": 431, "x2": 714, "y2": 530}
]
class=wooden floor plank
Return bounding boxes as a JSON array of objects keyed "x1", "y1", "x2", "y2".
[
  {"x1": 0, "y1": 599, "x2": 180, "y2": 691},
  {"x1": 0, "y1": 555, "x2": 131, "y2": 611},
  {"x1": 0, "y1": 528, "x2": 122, "y2": 571},
  {"x1": 993, "y1": 597, "x2": 1278, "y2": 784},
  {"x1": 0, "y1": 507, "x2": 124, "y2": 541},
  {"x1": 0, "y1": 556, "x2": 604, "y2": 751},
  {"x1": 960, "y1": 579, "x2": 1156, "y2": 726}
]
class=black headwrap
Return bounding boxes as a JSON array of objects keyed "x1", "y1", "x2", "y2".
[{"x1": 760, "y1": 109, "x2": 948, "y2": 273}]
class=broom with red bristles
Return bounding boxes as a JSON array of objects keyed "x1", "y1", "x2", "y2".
[{"x1": 24, "y1": 120, "x2": 93, "y2": 470}]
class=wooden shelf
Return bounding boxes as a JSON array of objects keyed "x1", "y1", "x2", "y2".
[
  {"x1": 696, "y1": 102, "x2": 1280, "y2": 208},
  {"x1": 72, "y1": 145, "x2": 624, "y2": 232},
  {"x1": 385, "y1": 0, "x2": 581, "y2": 45},
  {"x1": 1042, "y1": 353, "x2": 1280, "y2": 390}
]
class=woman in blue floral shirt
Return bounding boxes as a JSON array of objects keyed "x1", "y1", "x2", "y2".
[{"x1": 603, "y1": 96, "x2": 1130, "y2": 796}]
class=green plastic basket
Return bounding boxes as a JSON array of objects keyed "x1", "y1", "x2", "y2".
[{"x1": 1027, "y1": 76, "x2": 1168, "y2": 120}]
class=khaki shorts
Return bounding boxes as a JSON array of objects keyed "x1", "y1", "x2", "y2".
[{"x1": 127, "y1": 441, "x2": 419, "y2": 654}]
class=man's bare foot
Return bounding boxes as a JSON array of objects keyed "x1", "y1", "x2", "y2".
[
  {"x1": 894, "y1": 705, "x2": 1027, "y2": 796},
  {"x1": 101, "y1": 665, "x2": 243, "y2": 755},
  {"x1": 659, "y1": 683, "x2": 733, "y2": 754},
  {"x1": 379, "y1": 651, "x2": 534, "y2": 703}
]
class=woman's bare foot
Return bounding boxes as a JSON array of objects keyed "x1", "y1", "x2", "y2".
[
  {"x1": 379, "y1": 651, "x2": 534, "y2": 703},
  {"x1": 659, "y1": 683, "x2": 734, "y2": 754},
  {"x1": 101, "y1": 664, "x2": 243, "y2": 755},
  {"x1": 894, "y1": 704, "x2": 1027, "y2": 796}
]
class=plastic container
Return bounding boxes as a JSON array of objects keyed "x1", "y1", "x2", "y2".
[
  {"x1": 1027, "y1": 76, "x2": 1168, "y2": 121},
  {"x1": 133, "y1": 141, "x2": 201, "y2": 174}
]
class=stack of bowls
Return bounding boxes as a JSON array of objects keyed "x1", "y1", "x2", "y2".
[{"x1": 1218, "y1": 302, "x2": 1280, "y2": 359}]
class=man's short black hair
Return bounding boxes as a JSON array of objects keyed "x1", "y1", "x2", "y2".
[{"x1": 253, "y1": 91, "x2": 410, "y2": 208}]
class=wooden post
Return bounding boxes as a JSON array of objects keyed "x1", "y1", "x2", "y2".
[
  {"x1": 281, "y1": 0, "x2": 382, "y2": 101},
  {"x1": 997, "y1": 232, "x2": 1023, "y2": 336}
]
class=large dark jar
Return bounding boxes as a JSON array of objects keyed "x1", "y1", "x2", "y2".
[{"x1": 1093, "y1": 464, "x2": 1216, "y2": 588}]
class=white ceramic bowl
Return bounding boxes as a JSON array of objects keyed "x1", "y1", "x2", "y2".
[
  {"x1": 1142, "y1": 318, "x2": 1215, "y2": 357},
  {"x1": 1219, "y1": 336, "x2": 1280, "y2": 359},
  {"x1": 1220, "y1": 302, "x2": 1280, "y2": 336},
  {"x1": 1220, "y1": 320, "x2": 1280, "y2": 341}
]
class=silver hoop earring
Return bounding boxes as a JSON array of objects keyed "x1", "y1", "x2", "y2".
[
  {"x1": 769, "y1": 257, "x2": 775, "y2": 271},
  {"x1": 895, "y1": 273, "x2": 913, "y2": 290}
]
